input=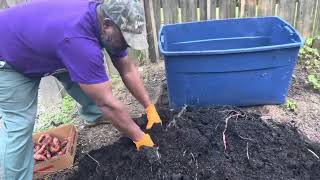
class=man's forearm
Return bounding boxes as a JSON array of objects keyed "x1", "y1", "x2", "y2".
[
  {"x1": 79, "y1": 82, "x2": 144, "y2": 141},
  {"x1": 98, "y1": 101, "x2": 144, "y2": 141},
  {"x1": 121, "y1": 66, "x2": 152, "y2": 109}
]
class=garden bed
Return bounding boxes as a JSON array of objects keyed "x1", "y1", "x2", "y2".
[{"x1": 71, "y1": 103, "x2": 320, "y2": 179}]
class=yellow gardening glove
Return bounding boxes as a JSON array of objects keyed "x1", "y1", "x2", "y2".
[
  {"x1": 145, "y1": 104, "x2": 162, "y2": 130},
  {"x1": 133, "y1": 133, "x2": 155, "y2": 151}
]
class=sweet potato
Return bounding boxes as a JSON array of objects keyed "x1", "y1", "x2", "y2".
[
  {"x1": 38, "y1": 133, "x2": 52, "y2": 146},
  {"x1": 44, "y1": 150, "x2": 52, "y2": 160},
  {"x1": 50, "y1": 137, "x2": 60, "y2": 153},
  {"x1": 34, "y1": 144, "x2": 41, "y2": 153},
  {"x1": 61, "y1": 138, "x2": 69, "y2": 148},
  {"x1": 58, "y1": 146, "x2": 67, "y2": 156},
  {"x1": 36, "y1": 144, "x2": 47, "y2": 155},
  {"x1": 34, "y1": 153, "x2": 47, "y2": 161}
]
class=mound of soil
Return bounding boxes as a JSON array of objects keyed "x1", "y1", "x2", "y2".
[{"x1": 70, "y1": 105, "x2": 320, "y2": 180}]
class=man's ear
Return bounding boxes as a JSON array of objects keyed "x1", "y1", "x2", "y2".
[{"x1": 103, "y1": 18, "x2": 113, "y2": 28}]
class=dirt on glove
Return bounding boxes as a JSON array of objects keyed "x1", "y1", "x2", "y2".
[{"x1": 69, "y1": 103, "x2": 320, "y2": 180}]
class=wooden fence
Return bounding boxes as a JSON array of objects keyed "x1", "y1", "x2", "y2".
[
  {"x1": 144, "y1": 0, "x2": 320, "y2": 62},
  {"x1": 1, "y1": 0, "x2": 319, "y2": 109},
  {"x1": 2, "y1": 0, "x2": 320, "y2": 63}
]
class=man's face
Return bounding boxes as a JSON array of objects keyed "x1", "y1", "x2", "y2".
[{"x1": 101, "y1": 18, "x2": 128, "y2": 53}]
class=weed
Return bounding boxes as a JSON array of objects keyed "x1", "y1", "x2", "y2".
[
  {"x1": 299, "y1": 37, "x2": 320, "y2": 91},
  {"x1": 304, "y1": 58, "x2": 320, "y2": 72},
  {"x1": 110, "y1": 74, "x2": 121, "y2": 82},
  {"x1": 35, "y1": 95, "x2": 77, "y2": 132},
  {"x1": 285, "y1": 99, "x2": 297, "y2": 112},
  {"x1": 299, "y1": 38, "x2": 319, "y2": 57},
  {"x1": 308, "y1": 74, "x2": 320, "y2": 90},
  {"x1": 110, "y1": 73, "x2": 122, "y2": 89},
  {"x1": 305, "y1": 38, "x2": 314, "y2": 47}
]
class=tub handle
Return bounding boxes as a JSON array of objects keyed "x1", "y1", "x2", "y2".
[
  {"x1": 160, "y1": 34, "x2": 165, "y2": 45},
  {"x1": 284, "y1": 25, "x2": 294, "y2": 35}
]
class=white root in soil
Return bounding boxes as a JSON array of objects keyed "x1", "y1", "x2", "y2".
[
  {"x1": 222, "y1": 113, "x2": 241, "y2": 152},
  {"x1": 167, "y1": 105, "x2": 188, "y2": 129},
  {"x1": 308, "y1": 148, "x2": 320, "y2": 159},
  {"x1": 221, "y1": 109, "x2": 252, "y2": 153},
  {"x1": 246, "y1": 142, "x2": 250, "y2": 160},
  {"x1": 86, "y1": 153, "x2": 101, "y2": 166}
]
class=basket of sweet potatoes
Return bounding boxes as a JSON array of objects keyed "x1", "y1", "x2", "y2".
[{"x1": 33, "y1": 124, "x2": 78, "y2": 178}]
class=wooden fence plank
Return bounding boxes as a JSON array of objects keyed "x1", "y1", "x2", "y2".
[
  {"x1": 139, "y1": 0, "x2": 150, "y2": 62},
  {"x1": 0, "y1": 0, "x2": 8, "y2": 8},
  {"x1": 6, "y1": 0, "x2": 26, "y2": 7},
  {"x1": 278, "y1": 0, "x2": 296, "y2": 25},
  {"x1": 144, "y1": 0, "x2": 160, "y2": 63},
  {"x1": 296, "y1": 0, "x2": 317, "y2": 37},
  {"x1": 153, "y1": 0, "x2": 161, "y2": 35},
  {"x1": 162, "y1": 0, "x2": 179, "y2": 24},
  {"x1": 199, "y1": 0, "x2": 208, "y2": 20},
  {"x1": 219, "y1": 0, "x2": 237, "y2": 19},
  {"x1": 209, "y1": 0, "x2": 217, "y2": 19},
  {"x1": 258, "y1": 0, "x2": 276, "y2": 16},
  {"x1": 315, "y1": 0, "x2": 320, "y2": 36},
  {"x1": 240, "y1": 0, "x2": 256, "y2": 17},
  {"x1": 181, "y1": 0, "x2": 197, "y2": 22}
]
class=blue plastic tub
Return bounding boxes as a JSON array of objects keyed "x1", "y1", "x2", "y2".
[{"x1": 159, "y1": 16, "x2": 303, "y2": 108}]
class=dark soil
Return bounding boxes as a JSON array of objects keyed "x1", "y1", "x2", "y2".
[
  {"x1": 46, "y1": 57, "x2": 320, "y2": 180},
  {"x1": 69, "y1": 102, "x2": 320, "y2": 179}
]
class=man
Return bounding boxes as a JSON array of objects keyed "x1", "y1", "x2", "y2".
[{"x1": 0, "y1": 0, "x2": 162, "y2": 179}]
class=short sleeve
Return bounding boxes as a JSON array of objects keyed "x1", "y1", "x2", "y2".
[
  {"x1": 57, "y1": 38, "x2": 109, "y2": 84},
  {"x1": 107, "y1": 49, "x2": 129, "y2": 61}
]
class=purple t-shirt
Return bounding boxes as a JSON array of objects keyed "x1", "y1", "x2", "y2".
[{"x1": 0, "y1": 0, "x2": 128, "y2": 84}]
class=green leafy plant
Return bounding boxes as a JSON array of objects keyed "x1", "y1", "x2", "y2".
[
  {"x1": 35, "y1": 95, "x2": 77, "y2": 132},
  {"x1": 300, "y1": 46, "x2": 319, "y2": 56},
  {"x1": 304, "y1": 58, "x2": 320, "y2": 68},
  {"x1": 110, "y1": 74, "x2": 121, "y2": 82},
  {"x1": 298, "y1": 37, "x2": 320, "y2": 91},
  {"x1": 305, "y1": 38, "x2": 314, "y2": 47},
  {"x1": 308, "y1": 74, "x2": 320, "y2": 90},
  {"x1": 304, "y1": 58, "x2": 320, "y2": 76},
  {"x1": 285, "y1": 99, "x2": 297, "y2": 111},
  {"x1": 299, "y1": 38, "x2": 319, "y2": 57}
]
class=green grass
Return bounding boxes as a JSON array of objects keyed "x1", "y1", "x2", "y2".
[{"x1": 35, "y1": 95, "x2": 77, "y2": 132}]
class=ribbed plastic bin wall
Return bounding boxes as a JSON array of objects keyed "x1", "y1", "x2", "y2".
[{"x1": 159, "y1": 17, "x2": 303, "y2": 108}]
